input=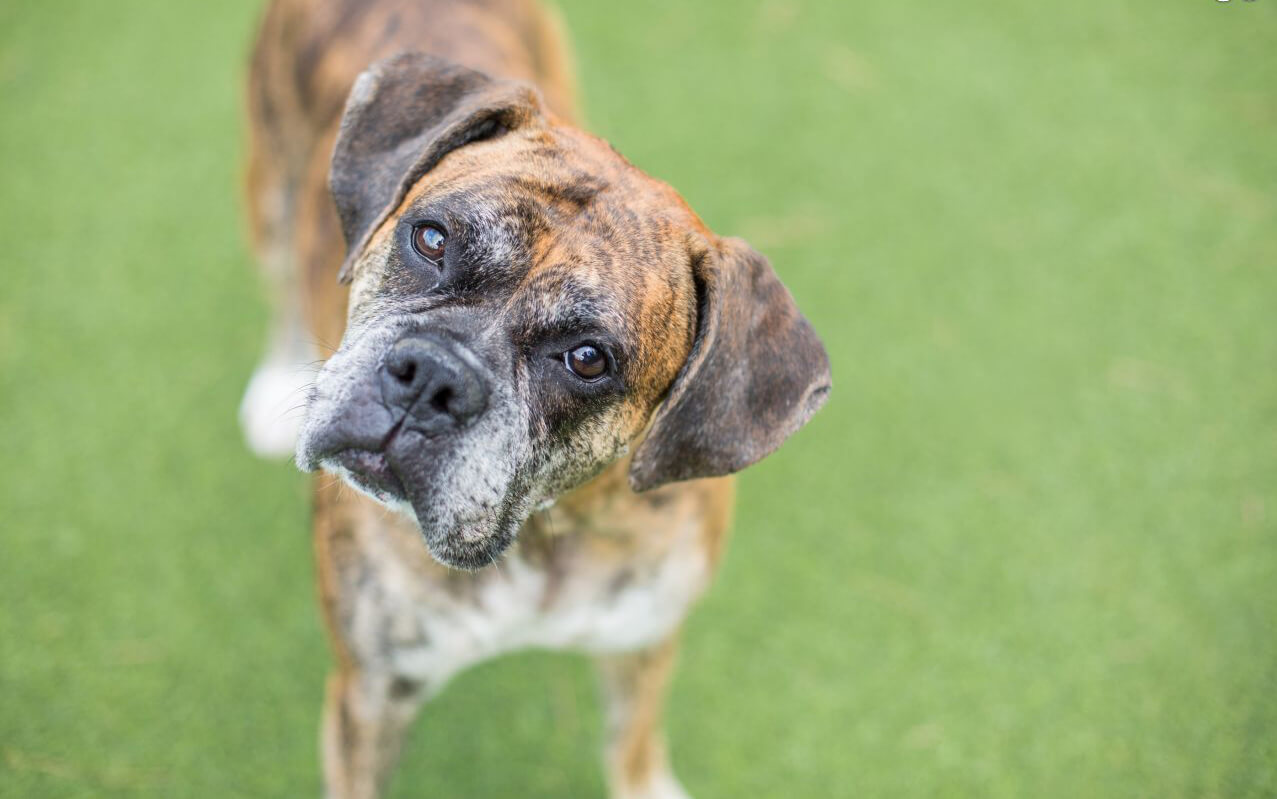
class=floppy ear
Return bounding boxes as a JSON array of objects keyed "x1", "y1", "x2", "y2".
[
  {"x1": 629, "y1": 238, "x2": 832, "y2": 492},
  {"x1": 330, "y1": 52, "x2": 543, "y2": 282}
]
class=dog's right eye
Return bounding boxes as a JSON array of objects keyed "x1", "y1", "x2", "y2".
[
  {"x1": 411, "y1": 223, "x2": 447, "y2": 261},
  {"x1": 564, "y1": 344, "x2": 607, "y2": 381}
]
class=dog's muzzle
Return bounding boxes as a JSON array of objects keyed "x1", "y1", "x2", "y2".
[{"x1": 304, "y1": 332, "x2": 490, "y2": 501}]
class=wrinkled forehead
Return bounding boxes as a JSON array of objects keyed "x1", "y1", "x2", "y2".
[
  {"x1": 412, "y1": 129, "x2": 693, "y2": 268},
  {"x1": 357, "y1": 125, "x2": 700, "y2": 323}
]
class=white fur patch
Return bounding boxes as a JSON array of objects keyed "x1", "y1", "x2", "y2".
[
  {"x1": 239, "y1": 358, "x2": 317, "y2": 458},
  {"x1": 381, "y1": 524, "x2": 711, "y2": 690},
  {"x1": 613, "y1": 772, "x2": 692, "y2": 799}
]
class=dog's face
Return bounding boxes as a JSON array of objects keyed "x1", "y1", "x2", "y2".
[
  {"x1": 296, "y1": 54, "x2": 830, "y2": 569},
  {"x1": 298, "y1": 124, "x2": 699, "y2": 567}
]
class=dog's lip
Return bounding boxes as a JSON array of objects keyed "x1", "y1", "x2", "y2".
[{"x1": 330, "y1": 447, "x2": 406, "y2": 498}]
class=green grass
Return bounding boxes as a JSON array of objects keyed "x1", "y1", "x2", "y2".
[{"x1": 2, "y1": 1, "x2": 1274, "y2": 796}]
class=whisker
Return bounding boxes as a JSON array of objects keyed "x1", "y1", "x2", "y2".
[{"x1": 308, "y1": 336, "x2": 339, "y2": 356}]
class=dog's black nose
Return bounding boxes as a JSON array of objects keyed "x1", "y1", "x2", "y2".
[{"x1": 380, "y1": 334, "x2": 487, "y2": 433}]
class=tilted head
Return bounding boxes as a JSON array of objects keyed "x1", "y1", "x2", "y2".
[{"x1": 296, "y1": 53, "x2": 831, "y2": 569}]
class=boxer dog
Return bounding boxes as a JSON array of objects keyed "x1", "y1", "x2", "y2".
[{"x1": 239, "y1": 1, "x2": 830, "y2": 796}]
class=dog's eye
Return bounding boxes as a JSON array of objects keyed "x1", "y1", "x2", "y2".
[
  {"x1": 411, "y1": 223, "x2": 447, "y2": 261},
  {"x1": 564, "y1": 344, "x2": 607, "y2": 380}
]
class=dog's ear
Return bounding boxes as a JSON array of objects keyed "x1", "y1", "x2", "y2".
[
  {"x1": 330, "y1": 52, "x2": 542, "y2": 282},
  {"x1": 628, "y1": 237, "x2": 831, "y2": 492}
]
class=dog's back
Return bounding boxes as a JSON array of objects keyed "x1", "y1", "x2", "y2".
[
  {"x1": 251, "y1": 0, "x2": 576, "y2": 144},
  {"x1": 239, "y1": 0, "x2": 575, "y2": 454}
]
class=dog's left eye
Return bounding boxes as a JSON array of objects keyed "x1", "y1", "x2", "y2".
[
  {"x1": 564, "y1": 344, "x2": 607, "y2": 380},
  {"x1": 411, "y1": 223, "x2": 447, "y2": 260}
]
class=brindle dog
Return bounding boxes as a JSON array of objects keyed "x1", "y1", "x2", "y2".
[{"x1": 240, "y1": 1, "x2": 830, "y2": 797}]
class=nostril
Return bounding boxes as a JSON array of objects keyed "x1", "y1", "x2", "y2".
[
  {"x1": 390, "y1": 359, "x2": 417, "y2": 386},
  {"x1": 429, "y1": 386, "x2": 453, "y2": 414}
]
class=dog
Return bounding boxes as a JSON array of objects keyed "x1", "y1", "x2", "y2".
[{"x1": 239, "y1": 1, "x2": 830, "y2": 796}]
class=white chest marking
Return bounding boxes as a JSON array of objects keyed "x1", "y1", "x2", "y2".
[{"x1": 387, "y1": 546, "x2": 710, "y2": 688}]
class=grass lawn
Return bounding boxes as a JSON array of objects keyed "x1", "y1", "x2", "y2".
[{"x1": 1, "y1": 0, "x2": 1274, "y2": 796}]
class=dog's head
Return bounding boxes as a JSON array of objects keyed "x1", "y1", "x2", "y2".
[{"x1": 296, "y1": 53, "x2": 830, "y2": 569}]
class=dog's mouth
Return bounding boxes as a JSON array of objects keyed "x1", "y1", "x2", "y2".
[
  {"x1": 304, "y1": 401, "x2": 529, "y2": 571},
  {"x1": 324, "y1": 439, "x2": 523, "y2": 571},
  {"x1": 329, "y1": 447, "x2": 407, "y2": 501}
]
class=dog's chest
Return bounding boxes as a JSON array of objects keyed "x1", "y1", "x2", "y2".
[{"x1": 363, "y1": 523, "x2": 712, "y2": 688}]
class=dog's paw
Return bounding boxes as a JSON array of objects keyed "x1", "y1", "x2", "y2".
[
  {"x1": 239, "y1": 361, "x2": 313, "y2": 459},
  {"x1": 613, "y1": 773, "x2": 692, "y2": 799}
]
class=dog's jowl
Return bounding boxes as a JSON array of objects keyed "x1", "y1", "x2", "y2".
[{"x1": 240, "y1": 1, "x2": 829, "y2": 796}]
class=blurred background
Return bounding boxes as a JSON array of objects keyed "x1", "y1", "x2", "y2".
[{"x1": 1, "y1": 1, "x2": 1274, "y2": 796}]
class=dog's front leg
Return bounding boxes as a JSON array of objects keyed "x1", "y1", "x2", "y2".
[
  {"x1": 594, "y1": 635, "x2": 692, "y2": 799},
  {"x1": 321, "y1": 666, "x2": 427, "y2": 799}
]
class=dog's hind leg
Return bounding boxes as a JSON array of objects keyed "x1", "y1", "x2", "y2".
[
  {"x1": 594, "y1": 635, "x2": 692, "y2": 799},
  {"x1": 239, "y1": 136, "x2": 319, "y2": 458},
  {"x1": 238, "y1": 22, "x2": 324, "y2": 459}
]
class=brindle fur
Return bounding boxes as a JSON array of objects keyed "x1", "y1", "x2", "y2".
[{"x1": 245, "y1": 2, "x2": 827, "y2": 797}]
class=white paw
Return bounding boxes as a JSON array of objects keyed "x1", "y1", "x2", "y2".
[
  {"x1": 239, "y1": 362, "x2": 314, "y2": 459},
  {"x1": 650, "y1": 774, "x2": 692, "y2": 799},
  {"x1": 614, "y1": 773, "x2": 692, "y2": 799}
]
